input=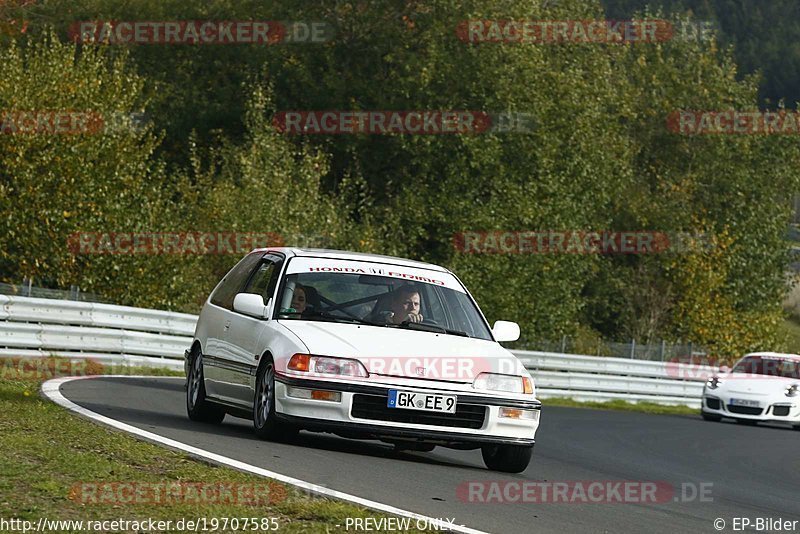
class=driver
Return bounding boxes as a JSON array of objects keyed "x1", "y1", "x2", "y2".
[{"x1": 382, "y1": 285, "x2": 424, "y2": 324}]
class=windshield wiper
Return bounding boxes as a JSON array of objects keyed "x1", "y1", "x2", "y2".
[
  {"x1": 279, "y1": 310, "x2": 468, "y2": 336},
  {"x1": 398, "y1": 321, "x2": 470, "y2": 337},
  {"x1": 293, "y1": 310, "x2": 383, "y2": 327}
]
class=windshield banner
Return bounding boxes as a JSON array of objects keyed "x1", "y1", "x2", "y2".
[{"x1": 285, "y1": 257, "x2": 465, "y2": 292}]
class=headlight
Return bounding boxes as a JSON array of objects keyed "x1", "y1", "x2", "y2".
[
  {"x1": 706, "y1": 376, "x2": 722, "y2": 389},
  {"x1": 473, "y1": 373, "x2": 534, "y2": 394},
  {"x1": 288, "y1": 354, "x2": 368, "y2": 378},
  {"x1": 786, "y1": 384, "x2": 799, "y2": 397}
]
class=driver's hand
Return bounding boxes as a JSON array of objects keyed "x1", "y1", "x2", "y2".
[{"x1": 406, "y1": 312, "x2": 424, "y2": 323}]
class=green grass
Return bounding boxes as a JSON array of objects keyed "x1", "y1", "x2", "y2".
[
  {"x1": 0, "y1": 358, "x2": 428, "y2": 533},
  {"x1": 543, "y1": 397, "x2": 698, "y2": 416}
]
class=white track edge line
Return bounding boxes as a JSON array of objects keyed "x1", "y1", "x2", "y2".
[{"x1": 41, "y1": 375, "x2": 489, "y2": 534}]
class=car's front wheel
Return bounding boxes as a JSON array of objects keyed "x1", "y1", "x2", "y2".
[
  {"x1": 701, "y1": 411, "x2": 722, "y2": 422},
  {"x1": 186, "y1": 350, "x2": 225, "y2": 424},
  {"x1": 253, "y1": 357, "x2": 296, "y2": 441},
  {"x1": 481, "y1": 444, "x2": 532, "y2": 473}
]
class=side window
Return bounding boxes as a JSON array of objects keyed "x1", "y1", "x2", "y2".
[
  {"x1": 243, "y1": 262, "x2": 278, "y2": 305},
  {"x1": 210, "y1": 253, "x2": 263, "y2": 309}
]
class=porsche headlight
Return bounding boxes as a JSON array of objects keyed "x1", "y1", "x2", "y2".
[
  {"x1": 785, "y1": 384, "x2": 799, "y2": 398},
  {"x1": 706, "y1": 376, "x2": 722, "y2": 390},
  {"x1": 473, "y1": 373, "x2": 534, "y2": 394}
]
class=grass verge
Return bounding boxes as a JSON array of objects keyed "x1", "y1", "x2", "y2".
[
  {"x1": 542, "y1": 397, "x2": 698, "y2": 416},
  {"x1": 0, "y1": 358, "x2": 429, "y2": 533}
]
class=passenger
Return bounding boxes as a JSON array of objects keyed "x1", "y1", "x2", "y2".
[{"x1": 290, "y1": 284, "x2": 308, "y2": 314}]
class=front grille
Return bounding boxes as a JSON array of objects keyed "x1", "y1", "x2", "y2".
[
  {"x1": 705, "y1": 397, "x2": 721, "y2": 410},
  {"x1": 727, "y1": 405, "x2": 763, "y2": 415},
  {"x1": 351, "y1": 394, "x2": 486, "y2": 429},
  {"x1": 772, "y1": 405, "x2": 791, "y2": 417}
]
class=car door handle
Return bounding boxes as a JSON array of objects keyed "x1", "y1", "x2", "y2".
[{"x1": 223, "y1": 320, "x2": 231, "y2": 331}]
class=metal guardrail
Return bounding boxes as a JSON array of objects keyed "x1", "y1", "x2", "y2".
[
  {"x1": 0, "y1": 295, "x2": 194, "y2": 370},
  {"x1": 0, "y1": 296, "x2": 715, "y2": 407},
  {"x1": 0, "y1": 281, "x2": 113, "y2": 304},
  {"x1": 516, "y1": 350, "x2": 718, "y2": 408}
]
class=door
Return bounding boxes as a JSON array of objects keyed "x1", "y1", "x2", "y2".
[
  {"x1": 223, "y1": 253, "x2": 284, "y2": 404},
  {"x1": 203, "y1": 252, "x2": 263, "y2": 399}
]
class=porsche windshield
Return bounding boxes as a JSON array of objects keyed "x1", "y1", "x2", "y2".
[
  {"x1": 275, "y1": 270, "x2": 493, "y2": 341},
  {"x1": 731, "y1": 356, "x2": 800, "y2": 378}
]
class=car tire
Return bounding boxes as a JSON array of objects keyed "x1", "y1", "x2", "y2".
[
  {"x1": 793, "y1": 424, "x2": 800, "y2": 431},
  {"x1": 481, "y1": 444, "x2": 533, "y2": 473},
  {"x1": 701, "y1": 411, "x2": 722, "y2": 422},
  {"x1": 253, "y1": 357, "x2": 297, "y2": 441},
  {"x1": 186, "y1": 350, "x2": 225, "y2": 424}
]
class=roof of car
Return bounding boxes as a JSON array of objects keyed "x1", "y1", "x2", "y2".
[
  {"x1": 250, "y1": 247, "x2": 451, "y2": 273},
  {"x1": 744, "y1": 352, "x2": 800, "y2": 360}
]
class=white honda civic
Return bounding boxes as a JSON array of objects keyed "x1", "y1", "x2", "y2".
[
  {"x1": 701, "y1": 352, "x2": 800, "y2": 428},
  {"x1": 185, "y1": 248, "x2": 541, "y2": 472}
]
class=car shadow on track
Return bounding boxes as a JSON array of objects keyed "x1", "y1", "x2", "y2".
[
  {"x1": 704, "y1": 417, "x2": 798, "y2": 432},
  {"x1": 220, "y1": 415, "x2": 482, "y2": 471},
  {"x1": 92, "y1": 376, "x2": 185, "y2": 393},
  {"x1": 67, "y1": 376, "x2": 491, "y2": 471},
  {"x1": 73, "y1": 395, "x2": 483, "y2": 470}
]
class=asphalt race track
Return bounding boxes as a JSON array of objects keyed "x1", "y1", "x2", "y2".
[{"x1": 58, "y1": 376, "x2": 800, "y2": 534}]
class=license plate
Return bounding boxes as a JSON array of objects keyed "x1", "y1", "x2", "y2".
[
  {"x1": 730, "y1": 398, "x2": 761, "y2": 408},
  {"x1": 387, "y1": 390, "x2": 457, "y2": 413}
]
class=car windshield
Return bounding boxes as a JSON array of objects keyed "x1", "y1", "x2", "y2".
[
  {"x1": 731, "y1": 356, "x2": 800, "y2": 378},
  {"x1": 274, "y1": 259, "x2": 493, "y2": 341}
]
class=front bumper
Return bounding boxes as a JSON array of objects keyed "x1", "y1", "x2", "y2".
[
  {"x1": 702, "y1": 393, "x2": 800, "y2": 423},
  {"x1": 274, "y1": 373, "x2": 540, "y2": 446}
]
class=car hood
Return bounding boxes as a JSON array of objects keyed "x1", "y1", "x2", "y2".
[
  {"x1": 719, "y1": 374, "x2": 799, "y2": 396},
  {"x1": 277, "y1": 320, "x2": 525, "y2": 382}
]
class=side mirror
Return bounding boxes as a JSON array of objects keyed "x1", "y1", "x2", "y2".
[
  {"x1": 233, "y1": 293, "x2": 268, "y2": 319},
  {"x1": 720, "y1": 365, "x2": 731, "y2": 374},
  {"x1": 492, "y1": 320, "x2": 520, "y2": 342}
]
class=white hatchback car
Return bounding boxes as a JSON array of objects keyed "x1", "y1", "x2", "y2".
[
  {"x1": 701, "y1": 352, "x2": 800, "y2": 428},
  {"x1": 185, "y1": 248, "x2": 541, "y2": 472}
]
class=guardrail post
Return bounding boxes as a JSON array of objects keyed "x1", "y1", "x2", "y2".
[{"x1": 630, "y1": 339, "x2": 635, "y2": 359}]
